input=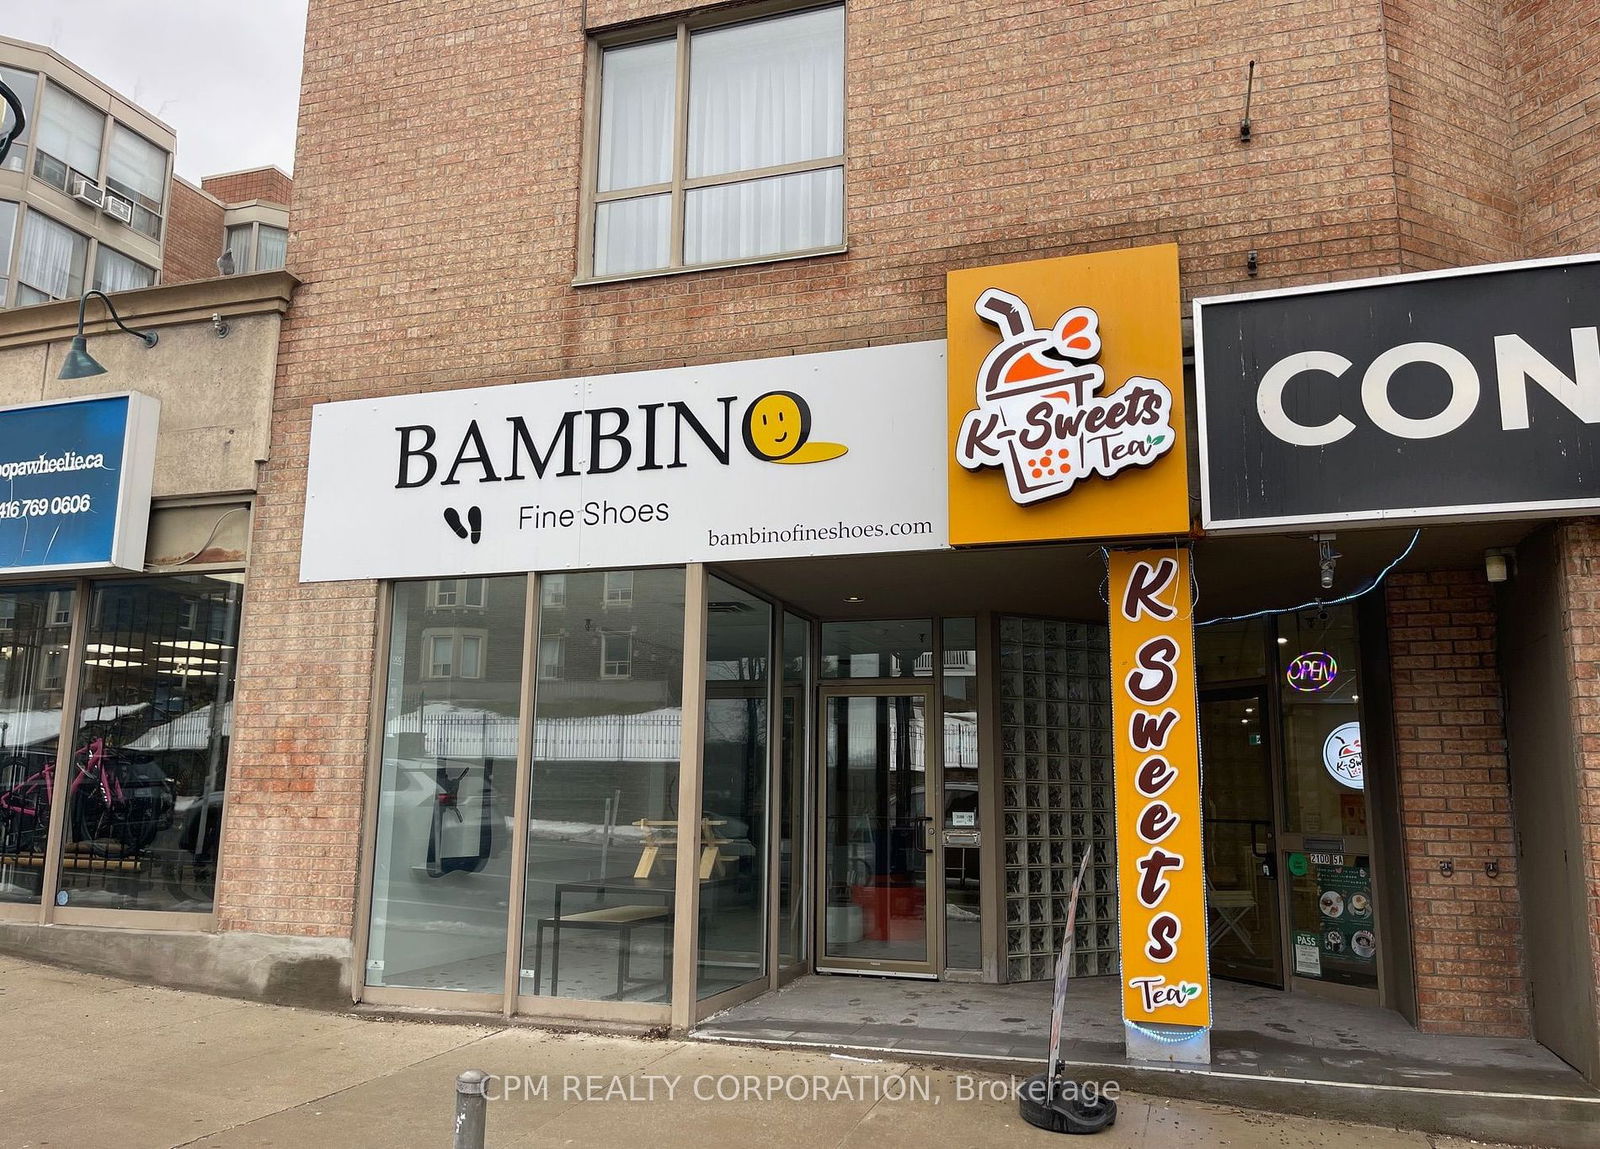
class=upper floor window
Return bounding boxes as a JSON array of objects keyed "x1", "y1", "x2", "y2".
[
  {"x1": 600, "y1": 631, "x2": 633, "y2": 679},
  {"x1": 0, "y1": 200, "x2": 16, "y2": 306},
  {"x1": 430, "y1": 578, "x2": 486, "y2": 609},
  {"x1": 15, "y1": 210, "x2": 87, "y2": 305},
  {"x1": 540, "y1": 573, "x2": 567, "y2": 609},
  {"x1": 0, "y1": 67, "x2": 36, "y2": 175},
  {"x1": 586, "y1": 4, "x2": 845, "y2": 280},
  {"x1": 603, "y1": 570, "x2": 634, "y2": 607},
  {"x1": 106, "y1": 125, "x2": 169, "y2": 239},
  {"x1": 93, "y1": 244, "x2": 156, "y2": 294},
  {"x1": 224, "y1": 222, "x2": 288, "y2": 274},
  {"x1": 423, "y1": 628, "x2": 486, "y2": 680},
  {"x1": 33, "y1": 82, "x2": 103, "y2": 193}
]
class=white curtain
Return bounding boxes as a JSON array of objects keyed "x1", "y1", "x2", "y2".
[
  {"x1": 37, "y1": 82, "x2": 104, "y2": 176},
  {"x1": 256, "y1": 225, "x2": 288, "y2": 271},
  {"x1": 598, "y1": 39, "x2": 675, "y2": 193},
  {"x1": 593, "y1": 193, "x2": 669, "y2": 277},
  {"x1": 687, "y1": 5, "x2": 844, "y2": 179},
  {"x1": 17, "y1": 211, "x2": 86, "y2": 301},
  {"x1": 685, "y1": 167, "x2": 843, "y2": 265},
  {"x1": 225, "y1": 224, "x2": 253, "y2": 271},
  {"x1": 107, "y1": 125, "x2": 167, "y2": 206},
  {"x1": 93, "y1": 245, "x2": 154, "y2": 293}
]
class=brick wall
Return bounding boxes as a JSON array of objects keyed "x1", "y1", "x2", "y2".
[
  {"x1": 1382, "y1": 0, "x2": 1521, "y2": 270},
  {"x1": 162, "y1": 179, "x2": 226, "y2": 285},
  {"x1": 1385, "y1": 570, "x2": 1530, "y2": 1036},
  {"x1": 1503, "y1": 0, "x2": 1600, "y2": 256},
  {"x1": 1554, "y1": 522, "x2": 1600, "y2": 1019},
  {"x1": 201, "y1": 167, "x2": 294, "y2": 206},
  {"x1": 221, "y1": 0, "x2": 1600, "y2": 942}
]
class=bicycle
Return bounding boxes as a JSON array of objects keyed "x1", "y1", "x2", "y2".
[{"x1": 0, "y1": 738, "x2": 174, "y2": 860}]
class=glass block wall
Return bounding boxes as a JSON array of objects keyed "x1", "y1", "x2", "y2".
[{"x1": 998, "y1": 617, "x2": 1118, "y2": 980}]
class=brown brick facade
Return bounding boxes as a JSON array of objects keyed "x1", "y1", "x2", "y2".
[
  {"x1": 1554, "y1": 522, "x2": 1600, "y2": 1012},
  {"x1": 1385, "y1": 570, "x2": 1530, "y2": 1036},
  {"x1": 162, "y1": 179, "x2": 226, "y2": 285},
  {"x1": 1503, "y1": 0, "x2": 1600, "y2": 255},
  {"x1": 221, "y1": 0, "x2": 1600, "y2": 970},
  {"x1": 202, "y1": 167, "x2": 294, "y2": 206}
]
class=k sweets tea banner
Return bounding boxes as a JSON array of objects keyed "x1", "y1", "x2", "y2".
[
  {"x1": 1108, "y1": 547, "x2": 1211, "y2": 1029},
  {"x1": 947, "y1": 244, "x2": 1190, "y2": 546}
]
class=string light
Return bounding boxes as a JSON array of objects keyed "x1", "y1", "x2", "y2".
[{"x1": 1196, "y1": 529, "x2": 1421, "y2": 628}]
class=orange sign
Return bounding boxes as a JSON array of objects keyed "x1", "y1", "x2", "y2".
[
  {"x1": 947, "y1": 245, "x2": 1189, "y2": 544},
  {"x1": 1108, "y1": 546, "x2": 1211, "y2": 1030}
]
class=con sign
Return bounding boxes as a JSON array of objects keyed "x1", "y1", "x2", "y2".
[{"x1": 1195, "y1": 254, "x2": 1600, "y2": 530}]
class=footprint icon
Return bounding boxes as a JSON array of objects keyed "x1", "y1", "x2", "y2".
[{"x1": 443, "y1": 506, "x2": 483, "y2": 544}]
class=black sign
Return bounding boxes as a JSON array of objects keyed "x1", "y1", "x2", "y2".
[{"x1": 1195, "y1": 256, "x2": 1600, "y2": 529}]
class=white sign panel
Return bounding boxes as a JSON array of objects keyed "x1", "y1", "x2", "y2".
[{"x1": 301, "y1": 341, "x2": 950, "y2": 581}]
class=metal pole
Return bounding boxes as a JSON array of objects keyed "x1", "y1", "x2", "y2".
[{"x1": 452, "y1": 1069, "x2": 488, "y2": 1149}]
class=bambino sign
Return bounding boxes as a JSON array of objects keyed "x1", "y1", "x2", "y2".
[
  {"x1": 1108, "y1": 548, "x2": 1211, "y2": 1038},
  {"x1": 947, "y1": 245, "x2": 1189, "y2": 544}
]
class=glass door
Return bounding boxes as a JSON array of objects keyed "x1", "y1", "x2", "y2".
[
  {"x1": 816, "y1": 686, "x2": 938, "y2": 976},
  {"x1": 1199, "y1": 689, "x2": 1284, "y2": 988}
]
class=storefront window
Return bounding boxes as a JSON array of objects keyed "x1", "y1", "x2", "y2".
[
  {"x1": 819, "y1": 619, "x2": 932, "y2": 678},
  {"x1": 367, "y1": 576, "x2": 525, "y2": 993},
  {"x1": 778, "y1": 611, "x2": 809, "y2": 967},
  {"x1": 1277, "y1": 605, "x2": 1366, "y2": 837},
  {"x1": 700, "y1": 577, "x2": 771, "y2": 997},
  {"x1": 942, "y1": 617, "x2": 981, "y2": 969},
  {"x1": 520, "y1": 568, "x2": 683, "y2": 1002},
  {"x1": 1197, "y1": 617, "x2": 1268, "y2": 684},
  {"x1": 56, "y1": 574, "x2": 242, "y2": 913},
  {"x1": 0, "y1": 584, "x2": 74, "y2": 905}
]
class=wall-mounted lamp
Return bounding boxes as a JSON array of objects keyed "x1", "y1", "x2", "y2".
[
  {"x1": 1246, "y1": 250, "x2": 1259, "y2": 277},
  {"x1": 1313, "y1": 532, "x2": 1340, "y2": 589},
  {"x1": 1484, "y1": 547, "x2": 1514, "y2": 584},
  {"x1": 59, "y1": 290, "x2": 158, "y2": 380}
]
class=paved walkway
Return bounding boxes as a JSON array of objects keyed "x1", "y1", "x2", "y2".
[{"x1": 0, "y1": 956, "x2": 1524, "y2": 1148}]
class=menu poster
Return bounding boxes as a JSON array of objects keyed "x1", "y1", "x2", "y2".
[{"x1": 1314, "y1": 861, "x2": 1375, "y2": 962}]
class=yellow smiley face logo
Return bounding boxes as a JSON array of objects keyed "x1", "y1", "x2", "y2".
[{"x1": 742, "y1": 391, "x2": 848, "y2": 465}]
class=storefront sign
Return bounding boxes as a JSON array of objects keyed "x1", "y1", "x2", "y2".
[
  {"x1": 948, "y1": 245, "x2": 1189, "y2": 545},
  {"x1": 1196, "y1": 254, "x2": 1600, "y2": 530},
  {"x1": 1108, "y1": 547, "x2": 1210, "y2": 1031},
  {"x1": 1285, "y1": 651, "x2": 1338, "y2": 692},
  {"x1": 1322, "y1": 721, "x2": 1363, "y2": 788},
  {"x1": 0, "y1": 392, "x2": 159, "y2": 575},
  {"x1": 300, "y1": 341, "x2": 949, "y2": 580}
]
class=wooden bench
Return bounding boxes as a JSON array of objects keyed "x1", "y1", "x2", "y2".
[{"x1": 529, "y1": 904, "x2": 670, "y2": 998}]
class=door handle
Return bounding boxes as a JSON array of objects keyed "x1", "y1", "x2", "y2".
[
  {"x1": 921, "y1": 816, "x2": 935, "y2": 855},
  {"x1": 1259, "y1": 855, "x2": 1276, "y2": 879}
]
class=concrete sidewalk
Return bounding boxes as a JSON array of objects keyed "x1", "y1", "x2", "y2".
[{"x1": 0, "y1": 956, "x2": 1524, "y2": 1148}]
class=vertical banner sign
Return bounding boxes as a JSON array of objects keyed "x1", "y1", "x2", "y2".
[{"x1": 1108, "y1": 548, "x2": 1211, "y2": 1046}]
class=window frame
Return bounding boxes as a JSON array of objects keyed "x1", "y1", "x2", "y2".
[
  {"x1": 603, "y1": 570, "x2": 635, "y2": 607},
  {"x1": 600, "y1": 631, "x2": 633, "y2": 679},
  {"x1": 538, "y1": 633, "x2": 566, "y2": 681},
  {"x1": 576, "y1": 1, "x2": 848, "y2": 285},
  {"x1": 422, "y1": 627, "x2": 488, "y2": 680}
]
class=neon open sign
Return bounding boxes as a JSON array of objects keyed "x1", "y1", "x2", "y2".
[{"x1": 1286, "y1": 651, "x2": 1338, "y2": 692}]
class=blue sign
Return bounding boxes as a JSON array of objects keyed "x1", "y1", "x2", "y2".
[{"x1": 0, "y1": 393, "x2": 159, "y2": 573}]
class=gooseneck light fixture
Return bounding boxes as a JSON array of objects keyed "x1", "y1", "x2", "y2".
[{"x1": 59, "y1": 290, "x2": 159, "y2": 380}]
